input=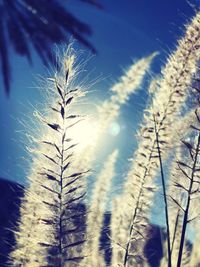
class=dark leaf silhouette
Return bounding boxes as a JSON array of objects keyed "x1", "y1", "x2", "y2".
[
  {"x1": 47, "y1": 123, "x2": 61, "y2": 131},
  {"x1": 66, "y1": 96, "x2": 74, "y2": 105},
  {"x1": 79, "y1": 0, "x2": 103, "y2": 9},
  {"x1": 0, "y1": 18, "x2": 10, "y2": 94},
  {"x1": 61, "y1": 106, "x2": 65, "y2": 119},
  {"x1": 56, "y1": 82, "x2": 64, "y2": 100},
  {"x1": 0, "y1": 0, "x2": 98, "y2": 95}
]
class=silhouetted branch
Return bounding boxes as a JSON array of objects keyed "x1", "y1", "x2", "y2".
[{"x1": 1, "y1": 0, "x2": 99, "y2": 95}]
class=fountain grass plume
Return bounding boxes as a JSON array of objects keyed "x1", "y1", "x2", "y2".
[
  {"x1": 10, "y1": 46, "x2": 89, "y2": 267},
  {"x1": 82, "y1": 150, "x2": 118, "y2": 267}
]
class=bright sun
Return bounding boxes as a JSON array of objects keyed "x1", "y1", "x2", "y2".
[
  {"x1": 69, "y1": 116, "x2": 121, "y2": 152},
  {"x1": 69, "y1": 118, "x2": 99, "y2": 150}
]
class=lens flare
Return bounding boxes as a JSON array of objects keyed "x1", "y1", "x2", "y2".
[{"x1": 109, "y1": 122, "x2": 121, "y2": 136}]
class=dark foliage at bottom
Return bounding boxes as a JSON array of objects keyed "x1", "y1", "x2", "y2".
[{"x1": 0, "y1": 178, "x2": 24, "y2": 266}]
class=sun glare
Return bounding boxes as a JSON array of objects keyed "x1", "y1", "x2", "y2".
[{"x1": 69, "y1": 118, "x2": 99, "y2": 150}]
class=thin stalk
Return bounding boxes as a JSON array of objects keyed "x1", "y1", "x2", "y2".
[
  {"x1": 58, "y1": 92, "x2": 66, "y2": 267},
  {"x1": 58, "y1": 133, "x2": 64, "y2": 266},
  {"x1": 154, "y1": 117, "x2": 172, "y2": 267},
  {"x1": 171, "y1": 210, "x2": 180, "y2": 253},
  {"x1": 123, "y1": 141, "x2": 157, "y2": 267},
  {"x1": 123, "y1": 178, "x2": 146, "y2": 267},
  {"x1": 176, "y1": 132, "x2": 200, "y2": 267}
]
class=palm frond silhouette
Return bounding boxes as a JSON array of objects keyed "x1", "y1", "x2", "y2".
[{"x1": 0, "y1": 0, "x2": 98, "y2": 95}]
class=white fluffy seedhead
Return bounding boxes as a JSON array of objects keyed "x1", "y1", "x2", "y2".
[
  {"x1": 82, "y1": 150, "x2": 118, "y2": 267},
  {"x1": 98, "y1": 52, "x2": 157, "y2": 133},
  {"x1": 10, "y1": 47, "x2": 89, "y2": 267}
]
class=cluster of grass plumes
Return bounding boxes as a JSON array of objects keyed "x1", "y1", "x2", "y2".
[
  {"x1": 110, "y1": 10, "x2": 200, "y2": 267},
  {"x1": 9, "y1": 8, "x2": 200, "y2": 267}
]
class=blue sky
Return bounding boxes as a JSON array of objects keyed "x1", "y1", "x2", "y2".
[{"x1": 0, "y1": 0, "x2": 197, "y2": 189}]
